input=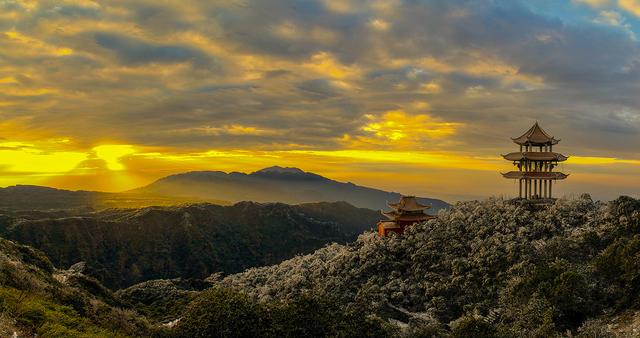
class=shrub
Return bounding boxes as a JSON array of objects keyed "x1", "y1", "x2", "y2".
[
  {"x1": 174, "y1": 288, "x2": 264, "y2": 338},
  {"x1": 450, "y1": 315, "x2": 497, "y2": 338}
]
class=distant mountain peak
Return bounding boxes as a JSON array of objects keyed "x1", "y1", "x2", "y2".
[{"x1": 252, "y1": 166, "x2": 306, "y2": 175}]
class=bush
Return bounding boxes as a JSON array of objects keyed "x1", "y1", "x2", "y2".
[
  {"x1": 266, "y1": 293, "x2": 392, "y2": 338},
  {"x1": 450, "y1": 315, "x2": 497, "y2": 338},
  {"x1": 175, "y1": 288, "x2": 393, "y2": 338},
  {"x1": 174, "y1": 288, "x2": 264, "y2": 338},
  {"x1": 594, "y1": 235, "x2": 640, "y2": 307}
]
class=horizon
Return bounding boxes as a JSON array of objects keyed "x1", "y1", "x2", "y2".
[
  {"x1": 0, "y1": 164, "x2": 630, "y2": 204},
  {"x1": 2, "y1": 0, "x2": 640, "y2": 202}
]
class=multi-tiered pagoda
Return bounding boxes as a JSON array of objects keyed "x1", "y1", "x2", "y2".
[
  {"x1": 377, "y1": 196, "x2": 434, "y2": 236},
  {"x1": 502, "y1": 122, "x2": 568, "y2": 200}
]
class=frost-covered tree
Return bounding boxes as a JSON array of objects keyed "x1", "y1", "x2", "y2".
[{"x1": 209, "y1": 195, "x2": 640, "y2": 336}]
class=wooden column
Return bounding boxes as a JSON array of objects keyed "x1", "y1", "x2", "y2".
[
  {"x1": 538, "y1": 180, "x2": 542, "y2": 198},
  {"x1": 519, "y1": 179, "x2": 523, "y2": 198},
  {"x1": 549, "y1": 180, "x2": 553, "y2": 199},
  {"x1": 543, "y1": 180, "x2": 548, "y2": 198}
]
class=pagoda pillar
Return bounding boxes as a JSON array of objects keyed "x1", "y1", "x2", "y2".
[
  {"x1": 543, "y1": 180, "x2": 548, "y2": 198},
  {"x1": 539, "y1": 180, "x2": 542, "y2": 198},
  {"x1": 540, "y1": 180, "x2": 543, "y2": 198},
  {"x1": 549, "y1": 180, "x2": 553, "y2": 198},
  {"x1": 539, "y1": 179, "x2": 542, "y2": 198},
  {"x1": 538, "y1": 180, "x2": 541, "y2": 198},
  {"x1": 519, "y1": 179, "x2": 522, "y2": 198}
]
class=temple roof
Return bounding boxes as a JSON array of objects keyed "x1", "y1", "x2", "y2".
[
  {"x1": 387, "y1": 196, "x2": 430, "y2": 211},
  {"x1": 512, "y1": 122, "x2": 559, "y2": 146},
  {"x1": 502, "y1": 152, "x2": 568, "y2": 162},
  {"x1": 377, "y1": 220, "x2": 402, "y2": 229},
  {"x1": 382, "y1": 210, "x2": 433, "y2": 221},
  {"x1": 502, "y1": 171, "x2": 569, "y2": 180}
]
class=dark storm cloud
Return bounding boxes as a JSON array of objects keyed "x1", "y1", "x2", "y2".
[
  {"x1": 296, "y1": 79, "x2": 341, "y2": 99},
  {"x1": 93, "y1": 32, "x2": 214, "y2": 67}
]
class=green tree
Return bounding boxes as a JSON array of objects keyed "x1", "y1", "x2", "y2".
[{"x1": 174, "y1": 288, "x2": 264, "y2": 338}]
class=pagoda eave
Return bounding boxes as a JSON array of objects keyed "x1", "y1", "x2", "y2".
[
  {"x1": 511, "y1": 122, "x2": 560, "y2": 146},
  {"x1": 387, "y1": 197, "x2": 430, "y2": 211},
  {"x1": 511, "y1": 138, "x2": 560, "y2": 146},
  {"x1": 502, "y1": 151, "x2": 568, "y2": 162},
  {"x1": 501, "y1": 171, "x2": 568, "y2": 180}
]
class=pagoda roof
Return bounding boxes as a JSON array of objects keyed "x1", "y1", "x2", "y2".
[
  {"x1": 502, "y1": 152, "x2": 568, "y2": 162},
  {"x1": 387, "y1": 196, "x2": 430, "y2": 211},
  {"x1": 502, "y1": 171, "x2": 568, "y2": 180},
  {"x1": 382, "y1": 210, "x2": 433, "y2": 221},
  {"x1": 512, "y1": 122, "x2": 559, "y2": 146},
  {"x1": 377, "y1": 220, "x2": 402, "y2": 229}
]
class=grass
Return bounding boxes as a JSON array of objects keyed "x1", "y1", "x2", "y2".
[{"x1": 0, "y1": 287, "x2": 128, "y2": 337}]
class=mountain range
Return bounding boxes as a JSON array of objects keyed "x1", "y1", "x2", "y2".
[
  {"x1": 133, "y1": 166, "x2": 449, "y2": 212},
  {"x1": 0, "y1": 166, "x2": 449, "y2": 213}
]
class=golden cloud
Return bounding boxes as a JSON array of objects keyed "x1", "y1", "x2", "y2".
[
  {"x1": 619, "y1": 0, "x2": 640, "y2": 16},
  {"x1": 357, "y1": 110, "x2": 462, "y2": 146}
]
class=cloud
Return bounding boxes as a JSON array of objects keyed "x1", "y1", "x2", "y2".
[
  {"x1": 2, "y1": 0, "x2": 640, "y2": 199},
  {"x1": 573, "y1": 0, "x2": 612, "y2": 7},
  {"x1": 618, "y1": 0, "x2": 640, "y2": 17},
  {"x1": 93, "y1": 32, "x2": 214, "y2": 67}
]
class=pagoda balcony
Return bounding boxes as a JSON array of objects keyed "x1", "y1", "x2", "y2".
[
  {"x1": 502, "y1": 171, "x2": 568, "y2": 180},
  {"x1": 502, "y1": 152, "x2": 568, "y2": 162}
]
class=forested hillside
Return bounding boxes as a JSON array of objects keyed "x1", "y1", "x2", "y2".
[
  {"x1": 4, "y1": 195, "x2": 640, "y2": 337},
  {"x1": 0, "y1": 201, "x2": 380, "y2": 289},
  {"x1": 197, "y1": 195, "x2": 640, "y2": 336},
  {"x1": 0, "y1": 237, "x2": 153, "y2": 337}
]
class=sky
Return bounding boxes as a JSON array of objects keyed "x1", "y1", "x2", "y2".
[{"x1": 1, "y1": 0, "x2": 640, "y2": 202}]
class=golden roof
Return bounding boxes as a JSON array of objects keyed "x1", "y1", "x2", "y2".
[{"x1": 512, "y1": 122, "x2": 559, "y2": 146}]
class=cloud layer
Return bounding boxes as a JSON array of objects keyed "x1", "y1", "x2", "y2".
[{"x1": 1, "y1": 0, "x2": 639, "y2": 200}]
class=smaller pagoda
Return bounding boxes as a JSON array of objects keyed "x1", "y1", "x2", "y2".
[
  {"x1": 502, "y1": 122, "x2": 568, "y2": 201},
  {"x1": 378, "y1": 196, "x2": 434, "y2": 236}
]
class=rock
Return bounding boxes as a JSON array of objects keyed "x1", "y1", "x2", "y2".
[{"x1": 69, "y1": 261, "x2": 87, "y2": 274}]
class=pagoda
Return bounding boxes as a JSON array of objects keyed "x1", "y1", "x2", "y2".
[
  {"x1": 502, "y1": 122, "x2": 568, "y2": 200},
  {"x1": 377, "y1": 196, "x2": 434, "y2": 236}
]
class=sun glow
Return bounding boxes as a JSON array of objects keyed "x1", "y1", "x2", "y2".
[
  {"x1": 0, "y1": 147, "x2": 87, "y2": 173},
  {"x1": 93, "y1": 145, "x2": 136, "y2": 171}
]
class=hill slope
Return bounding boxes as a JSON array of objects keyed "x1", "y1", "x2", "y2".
[
  {"x1": 134, "y1": 166, "x2": 450, "y2": 212},
  {"x1": 213, "y1": 195, "x2": 640, "y2": 336},
  {"x1": 0, "y1": 236, "x2": 152, "y2": 337},
  {"x1": 0, "y1": 201, "x2": 381, "y2": 289},
  {"x1": 0, "y1": 185, "x2": 228, "y2": 211}
]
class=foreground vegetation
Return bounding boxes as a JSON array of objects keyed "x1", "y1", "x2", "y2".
[
  {"x1": 3, "y1": 195, "x2": 640, "y2": 337},
  {"x1": 0, "y1": 237, "x2": 153, "y2": 337},
  {"x1": 213, "y1": 195, "x2": 640, "y2": 336}
]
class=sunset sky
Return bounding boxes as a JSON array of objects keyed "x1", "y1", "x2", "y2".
[{"x1": 1, "y1": 0, "x2": 640, "y2": 202}]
